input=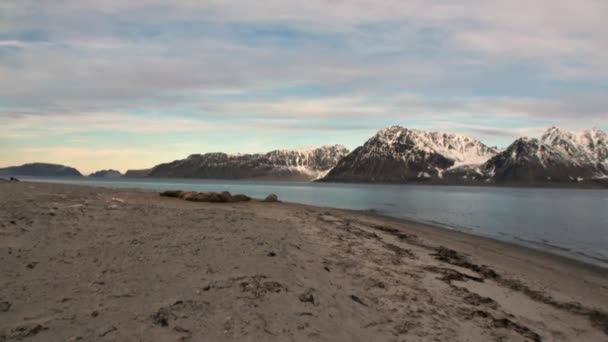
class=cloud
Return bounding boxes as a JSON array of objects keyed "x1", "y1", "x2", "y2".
[
  {"x1": 20, "y1": 147, "x2": 152, "y2": 158},
  {"x1": 1, "y1": 1, "x2": 607, "y2": 170}
]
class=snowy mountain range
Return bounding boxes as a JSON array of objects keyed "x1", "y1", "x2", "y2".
[
  {"x1": 320, "y1": 126, "x2": 608, "y2": 186},
  {"x1": 478, "y1": 127, "x2": 607, "y2": 183},
  {"x1": 321, "y1": 126, "x2": 496, "y2": 182},
  {"x1": 2, "y1": 126, "x2": 606, "y2": 187},
  {"x1": 125, "y1": 145, "x2": 350, "y2": 181}
]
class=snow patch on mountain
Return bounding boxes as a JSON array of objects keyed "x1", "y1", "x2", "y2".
[
  {"x1": 480, "y1": 126, "x2": 608, "y2": 182},
  {"x1": 539, "y1": 126, "x2": 608, "y2": 175},
  {"x1": 373, "y1": 126, "x2": 497, "y2": 167},
  {"x1": 321, "y1": 126, "x2": 496, "y2": 183},
  {"x1": 145, "y1": 145, "x2": 349, "y2": 181}
]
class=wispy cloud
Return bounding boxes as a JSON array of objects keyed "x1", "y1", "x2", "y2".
[{"x1": 1, "y1": 0, "x2": 606, "y2": 171}]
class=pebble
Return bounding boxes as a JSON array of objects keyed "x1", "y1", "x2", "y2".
[{"x1": 0, "y1": 301, "x2": 11, "y2": 312}]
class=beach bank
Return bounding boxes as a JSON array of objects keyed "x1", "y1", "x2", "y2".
[{"x1": 1, "y1": 182, "x2": 607, "y2": 341}]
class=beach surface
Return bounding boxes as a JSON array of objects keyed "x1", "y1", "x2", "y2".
[{"x1": 1, "y1": 181, "x2": 607, "y2": 341}]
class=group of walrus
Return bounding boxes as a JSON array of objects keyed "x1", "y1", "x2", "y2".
[{"x1": 160, "y1": 190, "x2": 279, "y2": 203}]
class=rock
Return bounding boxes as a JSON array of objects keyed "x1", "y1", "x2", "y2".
[
  {"x1": 111, "y1": 197, "x2": 124, "y2": 203},
  {"x1": 163, "y1": 190, "x2": 254, "y2": 204},
  {"x1": 218, "y1": 192, "x2": 234, "y2": 202},
  {"x1": 0, "y1": 301, "x2": 11, "y2": 312},
  {"x1": 9, "y1": 177, "x2": 20, "y2": 182},
  {"x1": 162, "y1": 190, "x2": 253, "y2": 204},
  {"x1": 299, "y1": 290, "x2": 316, "y2": 305},
  {"x1": 207, "y1": 193, "x2": 228, "y2": 203},
  {"x1": 232, "y1": 194, "x2": 251, "y2": 202},
  {"x1": 262, "y1": 194, "x2": 279, "y2": 202},
  {"x1": 178, "y1": 192, "x2": 197, "y2": 201},
  {"x1": 349, "y1": 294, "x2": 367, "y2": 306},
  {"x1": 238, "y1": 276, "x2": 286, "y2": 298},
  {"x1": 9, "y1": 324, "x2": 47, "y2": 339},
  {"x1": 190, "y1": 193, "x2": 211, "y2": 202},
  {"x1": 160, "y1": 190, "x2": 183, "y2": 198},
  {"x1": 152, "y1": 307, "x2": 171, "y2": 327}
]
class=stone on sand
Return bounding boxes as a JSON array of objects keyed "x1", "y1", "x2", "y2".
[
  {"x1": 263, "y1": 194, "x2": 279, "y2": 202},
  {"x1": 160, "y1": 190, "x2": 183, "y2": 198},
  {"x1": 231, "y1": 194, "x2": 251, "y2": 202},
  {"x1": 178, "y1": 192, "x2": 197, "y2": 201}
]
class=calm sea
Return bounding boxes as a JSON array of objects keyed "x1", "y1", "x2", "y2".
[{"x1": 19, "y1": 177, "x2": 608, "y2": 268}]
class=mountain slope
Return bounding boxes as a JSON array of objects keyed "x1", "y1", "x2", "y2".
[
  {"x1": 321, "y1": 126, "x2": 496, "y2": 183},
  {"x1": 0, "y1": 163, "x2": 82, "y2": 177},
  {"x1": 480, "y1": 127, "x2": 608, "y2": 183},
  {"x1": 122, "y1": 169, "x2": 152, "y2": 178},
  {"x1": 89, "y1": 169, "x2": 122, "y2": 178},
  {"x1": 135, "y1": 145, "x2": 349, "y2": 181}
]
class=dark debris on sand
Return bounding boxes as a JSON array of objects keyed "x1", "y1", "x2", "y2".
[
  {"x1": 159, "y1": 190, "x2": 280, "y2": 203},
  {"x1": 432, "y1": 246, "x2": 498, "y2": 279}
]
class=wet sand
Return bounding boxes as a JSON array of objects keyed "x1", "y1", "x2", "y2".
[{"x1": 1, "y1": 181, "x2": 607, "y2": 341}]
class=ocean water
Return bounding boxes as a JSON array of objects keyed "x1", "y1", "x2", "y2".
[{"x1": 19, "y1": 177, "x2": 608, "y2": 268}]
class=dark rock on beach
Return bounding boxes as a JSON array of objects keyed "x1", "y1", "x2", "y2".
[
  {"x1": 262, "y1": 194, "x2": 279, "y2": 202},
  {"x1": 160, "y1": 190, "x2": 254, "y2": 203}
]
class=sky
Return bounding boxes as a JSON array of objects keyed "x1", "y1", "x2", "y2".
[{"x1": 1, "y1": 0, "x2": 607, "y2": 174}]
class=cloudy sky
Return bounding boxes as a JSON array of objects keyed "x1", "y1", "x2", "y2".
[{"x1": 1, "y1": 1, "x2": 607, "y2": 173}]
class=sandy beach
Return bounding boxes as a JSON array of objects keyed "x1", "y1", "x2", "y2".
[{"x1": 1, "y1": 181, "x2": 607, "y2": 341}]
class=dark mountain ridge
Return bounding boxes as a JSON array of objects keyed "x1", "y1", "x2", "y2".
[{"x1": 0, "y1": 163, "x2": 82, "y2": 177}]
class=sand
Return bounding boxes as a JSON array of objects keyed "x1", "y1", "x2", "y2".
[{"x1": 0, "y1": 181, "x2": 607, "y2": 341}]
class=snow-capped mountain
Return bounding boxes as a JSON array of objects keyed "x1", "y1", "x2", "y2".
[
  {"x1": 480, "y1": 127, "x2": 608, "y2": 183},
  {"x1": 541, "y1": 127, "x2": 607, "y2": 173},
  {"x1": 133, "y1": 145, "x2": 349, "y2": 181},
  {"x1": 122, "y1": 125, "x2": 607, "y2": 187},
  {"x1": 321, "y1": 126, "x2": 496, "y2": 183}
]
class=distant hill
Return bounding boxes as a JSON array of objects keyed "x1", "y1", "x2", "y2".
[
  {"x1": 123, "y1": 145, "x2": 349, "y2": 181},
  {"x1": 4, "y1": 125, "x2": 606, "y2": 188},
  {"x1": 122, "y1": 168, "x2": 153, "y2": 178},
  {"x1": 0, "y1": 163, "x2": 82, "y2": 177},
  {"x1": 89, "y1": 169, "x2": 122, "y2": 178}
]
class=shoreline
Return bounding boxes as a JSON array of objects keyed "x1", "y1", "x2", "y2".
[
  {"x1": 17, "y1": 177, "x2": 608, "y2": 268},
  {"x1": 1, "y1": 181, "x2": 607, "y2": 341},
  {"x1": 5, "y1": 174, "x2": 608, "y2": 189},
  {"x1": 315, "y1": 177, "x2": 608, "y2": 189},
  {"x1": 16, "y1": 179, "x2": 608, "y2": 269},
  {"x1": 357, "y1": 206, "x2": 608, "y2": 273}
]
